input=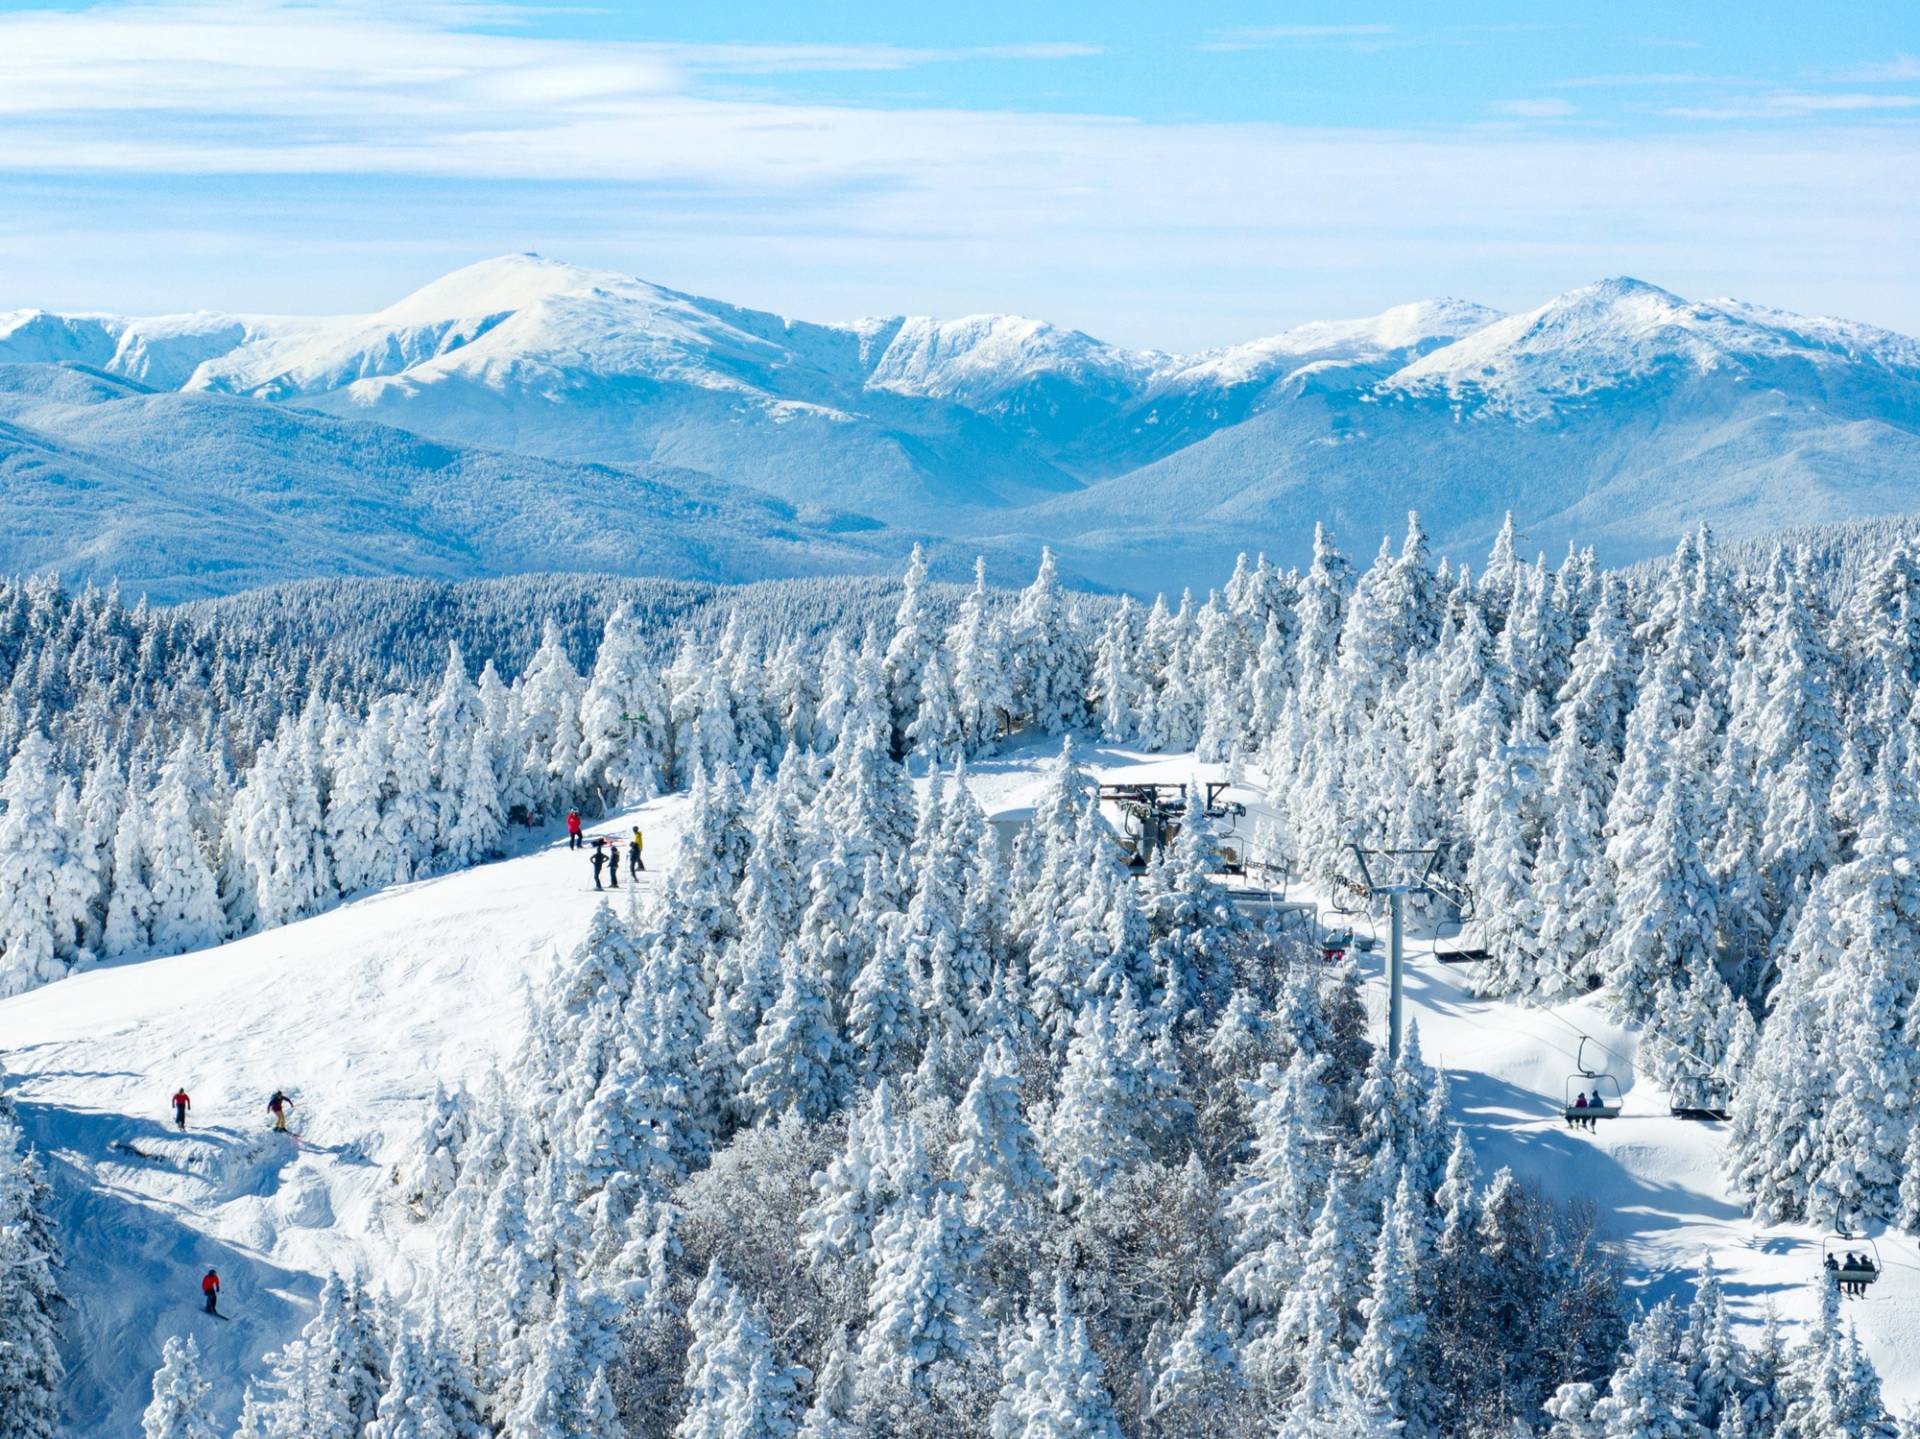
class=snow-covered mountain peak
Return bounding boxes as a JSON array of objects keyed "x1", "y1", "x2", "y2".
[
  {"x1": 864, "y1": 312, "x2": 1160, "y2": 406},
  {"x1": 1384, "y1": 275, "x2": 1920, "y2": 415},
  {"x1": 369, "y1": 251, "x2": 654, "y2": 324},
  {"x1": 1164, "y1": 297, "x2": 1502, "y2": 391}
]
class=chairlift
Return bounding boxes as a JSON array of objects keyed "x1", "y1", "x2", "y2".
[
  {"x1": 1563, "y1": 1073, "x2": 1622, "y2": 1124},
  {"x1": 1563, "y1": 1036, "x2": 1622, "y2": 1124},
  {"x1": 1822, "y1": 1234, "x2": 1883, "y2": 1295}
]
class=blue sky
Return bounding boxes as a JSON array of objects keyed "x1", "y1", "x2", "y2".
[{"x1": 2, "y1": 0, "x2": 1917, "y2": 346}]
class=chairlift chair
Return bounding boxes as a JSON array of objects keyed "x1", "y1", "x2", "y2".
[
  {"x1": 1822, "y1": 1234, "x2": 1883, "y2": 1292},
  {"x1": 1563, "y1": 1072, "x2": 1623, "y2": 1123},
  {"x1": 1564, "y1": 1037, "x2": 1623, "y2": 1123}
]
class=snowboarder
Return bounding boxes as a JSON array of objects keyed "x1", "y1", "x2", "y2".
[
  {"x1": 268, "y1": 1090, "x2": 294, "y2": 1133},
  {"x1": 590, "y1": 839, "x2": 607, "y2": 891},
  {"x1": 202, "y1": 1268, "x2": 221, "y2": 1315},
  {"x1": 171, "y1": 1087, "x2": 191, "y2": 1131},
  {"x1": 567, "y1": 809, "x2": 583, "y2": 850},
  {"x1": 629, "y1": 826, "x2": 645, "y2": 873}
]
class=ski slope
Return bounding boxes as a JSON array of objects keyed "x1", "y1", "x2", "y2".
[{"x1": 0, "y1": 742, "x2": 1912, "y2": 1436}]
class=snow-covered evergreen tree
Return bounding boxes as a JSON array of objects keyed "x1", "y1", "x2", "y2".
[{"x1": 142, "y1": 1337, "x2": 216, "y2": 1439}]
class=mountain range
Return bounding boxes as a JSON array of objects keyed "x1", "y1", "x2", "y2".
[{"x1": 4, "y1": 253, "x2": 1918, "y2": 598}]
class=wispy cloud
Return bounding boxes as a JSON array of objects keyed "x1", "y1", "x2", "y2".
[
  {"x1": 1665, "y1": 91, "x2": 1920, "y2": 119},
  {"x1": 1492, "y1": 98, "x2": 1576, "y2": 118},
  {"x1": 1559, "y1": 72, "x2": 1762, "y2": 89},
  {"x1": 1830, "y1": 53, "x2": 1920, "y2": 82},
  {"x1": 4, "y1": 0, "x2": 1919, "y2": 345},
  {"x1": 651, "y1": 41, "x2": 1105, "y2": 75},
  {"x1": 1194, "y1": 23, "x2": 1401, "y2": 54}
]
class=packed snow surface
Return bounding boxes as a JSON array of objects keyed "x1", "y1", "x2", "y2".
[{"x1": 0, "y1": 741, "x2": 1914, "y2": 1436}]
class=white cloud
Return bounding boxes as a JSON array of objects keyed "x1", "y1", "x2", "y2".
[
  {"x1": 2, "y1": 0, "x2": 1918, "y2": 345},
  {"x1": 1492, "y1": 98, "x2": 1576, "y2": 118},
  {"x1": 1831, "y1": 53, "x2": 1920, "y2": 82},
  {"x1": 1194, "y1": 23, "x2": 1400, "y2": 53},
  {"x1": 1665, "y1": 91, "x2": 1920, "y2": 119}
]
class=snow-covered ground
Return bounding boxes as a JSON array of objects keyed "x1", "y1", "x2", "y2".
[{"x1": 0, "y1": 741, "x2": 1913, "y2": 1436}]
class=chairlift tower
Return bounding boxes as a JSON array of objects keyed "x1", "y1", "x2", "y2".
[{"x1": 1346, "y1": 842, "x2": 1449, "y2": 1062}]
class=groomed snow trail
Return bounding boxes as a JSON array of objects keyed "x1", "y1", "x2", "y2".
[
  {"x1": 1343, "y1": 905, "x2": 1920, "y2": 1408},
  {"x1": 0, "y1": 793, "x2": 691, "y2": 1437},
  {"x1": 0, "y1": 742, "x2": 1912, "y2": 1434}
]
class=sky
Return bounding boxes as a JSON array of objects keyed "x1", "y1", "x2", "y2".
[{"x1": 1, "y1": 0, "x2": 1917, "y2": 348}]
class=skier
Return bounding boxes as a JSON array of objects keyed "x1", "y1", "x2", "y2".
[
  {"x1": 567, "y1": 808, "x2": 583, "y2": 850},
  {"x1": 629, "y1": 826, "x2": 645, "y2": 873},
  {"x1": 268, "y1": 1089, "x2": 294, "y2": 1133},
  {"x1": 171, "y1": 1087, "x2": 192, "y2": 1131},
  {"x1": 1572, "y1": 1092, "x2": 1588, "y2": 1131},
  {"x1": 606, "y1": 839, "x2": 620, "y2": 889},
  {"x1": 590, "y1": 838, "x2": 607, "y2": 891},
  {"x1": 202, "y1": 1268, "x2": 221, "y2": 1315}
]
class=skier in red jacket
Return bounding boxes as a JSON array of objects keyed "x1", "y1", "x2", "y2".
[
  {"x1": 171, "y1": 1088, "x2": 191, "y2": 1131},
  {"x1": 567, "y1": 809, "x2": 583, "y2": 849},
  {"x1": 202, "y1": 1268, "x2": 221, "y2": 1314}
]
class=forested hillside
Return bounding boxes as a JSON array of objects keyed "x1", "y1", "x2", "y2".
[{"x1": 2, "y1": 514, "x2": 1918, "y2": 1435}]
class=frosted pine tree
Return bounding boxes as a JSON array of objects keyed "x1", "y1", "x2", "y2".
[
  {"x1": 504, "y1": 1282, "x2": 623, "y2": 1439},
  {"x1": 0, "y1": 1086, "x2": 61, "y2": 1439},
  {"x1": 949, "y1": 558, "x2": 1012, "y2": 751},
  {"x1": 223, "y1": 726, "x2": 332, "y2": 931},
  {"x1": 1600, "y1": 709, "x2": 1719, "y2": 1021},
  {"x1": 1351, "y1": 1184, "x2": 1427, "y2": 1433},
  {"x1": 579, "y1": 609, "x2": 668, "y2": 807},
  {"x1": 1752, "y1": 578, "x2": 1841, "y2": 935},
  {"x1": 676, "y1": 1261, "x2": 804, "y2": 1439},
  {"x1": 142, "y1": 1336, "x2": 216, "y2": 1439},
  {"x1": 1293, "y1": 522, "x2": 1351, "y2": 691},
  {"x1": 907, "y1": 643, "x2": 964, "y2": 765},
  {"x1": 1006, "y1": 548, "x2": 1086, "y2": 734},
  {"x1": 423, "y1": 645, "x2": 483, "y2": 841},
  {"x1": 948, "y1": 1038, "x2": 1052, "y2": 1234},
  {"x1": 103, "y1": 801, "x2": 154, "y2": 956},
  {"x1": 858, "y1": 1187, "x2": 981, "y2": 1398},
  {"x1": 797, "y1": 1081, "x2": 929, "y2": 1272},
  {"x1": 367, "y1": 1327, "x2": 458, "y2": 1439},
  {"x1": 1222, "y1": 1052, "x2": 1334, "y2": 1323},
  {"x1": 1801, "y1": 713, "x2": 1920, "y2": 1228},
  {"x1": 1042, "y1": 996, "x2": 1153, "y2": 1211},
  {"x1": 1145, "y1": 1293, "x2": 1243, "y2": 1437},
  {"x1": 1090, "y1": 594, "x2": 1146, "y2": 743},
  {"x1": 1585, "y1": 1301, "x2": 1699, "y2": 1437},
  {"x1": 0, "y1": 731, "x2": 96, "y2": 994},
  {"x1": 441, "y1": 730, "x2": 505, "y2": 870},
  {"x1": 847, "y1": 910, "x2": 920, "y2": 1085},
  {"x1": 514, "y1": 620, "x2": 587, "y2": 818},
  {"x1": 989, "y1": 1276, "x2": 1124, "y2": 1439},
  {"x1": 883, "y1": 543, "x2": 940, "y2": 754},
  {"x1": 142, "y1": 744, "x2": 227, "y2": 955}
]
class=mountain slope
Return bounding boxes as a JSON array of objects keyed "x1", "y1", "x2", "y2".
[
  {"x1": 0, "y1": 363, "x2": 905, "y2": 603},
  {"x1": 5, "y1": 262, "x2": 1919, "y2": 596},
  {"x1": 979, "y1": 279, "x2": 1920, "y2": 588},
  {"x1": 179, "y1": 255, "x2": 1092, "y2": 525},
  {"x1": 0, "y1": 745, "x2": 1912, "y2": 1437}
]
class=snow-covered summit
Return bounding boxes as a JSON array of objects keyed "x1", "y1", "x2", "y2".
[
  {"x1": 1386, "y1": 276, "x2": 1920, "y2": 416},
  {"x1": 864, "y1": 312, "x2": 1163, "y2": 407},
  {"x1": 1165, "y1": 297, "x2": 1501, "y2": 391}
]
